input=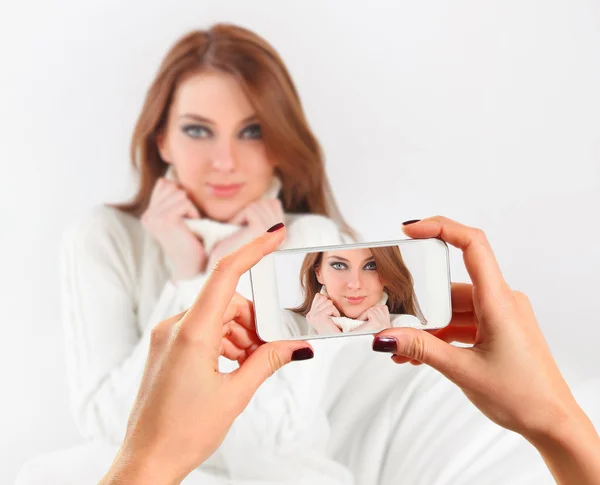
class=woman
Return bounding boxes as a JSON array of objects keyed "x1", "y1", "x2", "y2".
[
  {"x1": 282, "y1": 246, "x2": 426, "y2": 337},
  {"x1": 17, "y1": 24, "x2": 357, "y2": 484},
  {"x1": 96, "y1": 217, "x2": 600, "y2": 485}
]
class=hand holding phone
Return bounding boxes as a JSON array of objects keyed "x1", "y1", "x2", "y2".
[{"x1": 373, "y1": 217, "x2": 600, "y2": 485}]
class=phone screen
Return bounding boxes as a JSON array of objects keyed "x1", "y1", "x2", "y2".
[{"x1": 251, "y1": 239, "x2": 451, "y2": 341}]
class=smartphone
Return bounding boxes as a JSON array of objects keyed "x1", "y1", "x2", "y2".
[{"x1": 249, "y1": 238, "x2": 452, "y2": 341}]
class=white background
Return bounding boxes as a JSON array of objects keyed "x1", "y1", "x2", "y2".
[{"x1": 1, "y1": 0, "x2": 599, "y2": 482}]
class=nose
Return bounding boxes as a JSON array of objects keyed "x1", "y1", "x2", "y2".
[
  {"x1": 346, "y1": 269, "x2": 362, "y2": 290},
  {"x1": 211, "y1": 139, "x2": 236, "y2": 173}
]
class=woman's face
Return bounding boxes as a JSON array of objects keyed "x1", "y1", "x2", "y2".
[
  {"x1": 157, "y1": 70, "x2": 274, "y2": 221},
  {"x1": 315, "y1": 248, "x2": 384, "y2": 319}
]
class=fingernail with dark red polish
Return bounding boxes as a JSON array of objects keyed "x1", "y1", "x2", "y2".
[
  {"x1": 267, "y1": 222, "x2": 285, "y2": 233},
  {"x1": 373, "y1": 336, "x2": 398, "y2": 353},
  {"x1": 402, "y1": 219, "x2": 421, "y2": 226},
  {"x1": 291, "y1": 347, "x2": 314, "y2": 361}
]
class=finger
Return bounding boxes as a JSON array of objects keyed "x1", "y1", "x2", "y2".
[
  {"x1": 228, "y1": 341, "x2": 315, "y2": 409},
  {"x1": 182, "y1": 200, "x2": 201, "y2": 219},
  {"x1": 237, "y1": 343, "x2": 261, "y2": 366},
  {"x1": 222, "y1": 293, "x2": 255, "y2": 331},
  {"x1": 271, "y1": 199, "x2": 285, "y2": 216},
  {"x1": 156, "y1": 189, "x2": 187, "y2": 212},
  {"x1": 230, "y1": 207, "x2": 248, "y2": 226},
  {"x1": 251, "y1": 202, "x2": 273, "y2": 228},
  {"x1": 177, "y1": 224, "x2": 287, "y2": 344},
  {"x1": 265, "y1": 200, "x2": 284, "y2": 226},
  {"x1": 153, "y1": 179, "x2": 181, "y2": 205},
  {"x1": 325, "y1": 302, "x2": 340, "y2": 317},
  {"x1": 149, "y1": 182, "x2": 175, "y2": 207},
  {"x1": 447, "y1": 312, "x2": 477, "y2": 327},
  {"x1": 248, "y1": 207, "x2": 267, "y2": 229},
  {"x1": 318, "y1": 298, "x2": 338, "y2": 315},
  {"x1": 269, "y1": 200, "x2": 285, "y2": 227},
  {"x1": 148, "y1": 178, "x2": 164, "y2": 205},
  {"x1": 374, "y1": 327, "x2": 473, "y2": 387},
  {"x1": 401, "y1": 217, "x2": 509, "y2": 296},
  {"x1": 239, "y1": 205, "x2": 262, "y2": 227},
  {"x1": 219, "y1": 337, "x2": 246, "y2": 362},
  {"x1": 377, "y1": 305, "x2": 390, "y2": 317},
  {"x1": 171, "y1": 201, "x2": 199, "y2": 220},
  {"x1": 432, "y1": 325, "x2": 478, "y2": 344},
  {"x1": 390, "y1": 355, "x2": 412, "y2": 364},
  {"x1": 223, "y1": 321, "x2": 260, "y2": 350},
  {"x1": 451, "y1": 283, "x2": 475, "y2": 313},
  {"x1": 311, "y1": 294, "x2": 328, "y2": 312},
  {"x1": 161, "y1": 198, "x2": 199, "y2": 219}
]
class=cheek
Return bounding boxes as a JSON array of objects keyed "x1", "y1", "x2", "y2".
[
  {"x1": 237, "y1": 143, "x2": 273, "y2": 188},
  {"x1": 168, "y1": 133, "x2": 211, "y2": 180},
  {"x1": 323, "y1": 270, "x2": 345, "y2": 295},
  {"x1": 365, "y1": 274, "x2": 384, "y2": 297},
  {"x1": 175, "y1": 162, "x2": 209, "y2": 199}
]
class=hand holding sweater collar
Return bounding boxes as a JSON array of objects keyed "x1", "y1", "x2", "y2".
[
  {"x1": 319, "y1": 285, "x2": 422, "y2": 332},
  {"x1": 164, "y1": 166, "x2": 283, "y2": 253}
]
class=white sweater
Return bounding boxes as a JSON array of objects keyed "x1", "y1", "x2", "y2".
[
  {"x1": 280, "y1": 310, "x2": 423, "y2": 337},
  {"x1": 56, "y1": 206, "x2": 556, "y2": 484},
  {"x1": 60, "y1": 205, "x2": 354, "y2": 475}
]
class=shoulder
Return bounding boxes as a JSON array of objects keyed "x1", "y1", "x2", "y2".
[
  {"x1": 284, "y1": 213, "x2": 338, "y2": 232},
  {"x1": 61, "y1": 205, "x2": 144, "y2": 256},
  {"x1": 282, "y1": 213, "x2": 353, "y2": 249},
  {"x1": 279, "y1": 309, "x2": 311, "y2": 338},
  {"x1": 279, "y1": 308, "x2": 305, "y2": 324},
  {"x1": 390, "y1": 314, "x2": 424, "y2": 328}
]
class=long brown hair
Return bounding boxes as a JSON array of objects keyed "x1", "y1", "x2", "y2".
[
  {"x1": 291, "y1": 246, "x2": 426, "y2": 321},
  {"x1": 112, "y1": 23, "x2": 352, "y2": 235}
]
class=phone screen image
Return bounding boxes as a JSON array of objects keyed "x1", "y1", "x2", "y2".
[{"x1": 250, "y1": 239, "x2": 452, "y2": 341}]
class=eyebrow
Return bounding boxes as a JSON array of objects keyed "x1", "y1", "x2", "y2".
[
  {"x1": 326, "y1": 255, "x2": 375, "y2": 263},
  {"x1": 178, "y1": 113, "x2": 258, "y2": 125}
]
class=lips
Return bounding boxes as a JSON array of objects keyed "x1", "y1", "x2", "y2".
[
  {"x1": 345, "y1": 296, "x2": 366, "y2": 304},
  {"x1": 207, "y1": 183, "x2": 244, "y2": 197}
]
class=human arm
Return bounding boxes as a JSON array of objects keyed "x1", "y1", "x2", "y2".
[
  {"x1": 372, "y1": 216, "x2": 600, "y2": 484},
  {"x1": 99, "y1": 224, "x2": 314, "y2": 484}
]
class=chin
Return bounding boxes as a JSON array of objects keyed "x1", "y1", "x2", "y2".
[
  {"x1": 201, "y1": 201, "x2": 245, "y2": 222},
  {"x1": 343, "y1": 299, "x2": 378, "y2": 319},
  {"x1": 342, "y1": 306, "x2": 365, "y2": 320}
]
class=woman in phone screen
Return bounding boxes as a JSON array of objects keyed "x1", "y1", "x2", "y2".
[{"x1": 283, "y1": 246, "x2": 426, "y2": 337}]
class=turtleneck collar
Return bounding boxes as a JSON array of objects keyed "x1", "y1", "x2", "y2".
[
  {"x1": 164, "y1": 166, "x2": 283, "y2": 253},
  {"x1": 319, "y1": 285, "x2": 423, "y2": 332}
]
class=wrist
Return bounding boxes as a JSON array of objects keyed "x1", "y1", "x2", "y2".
[
  {"x1": 100, "y1": 445, "x2": 181, "y2": 485},
  {"x1": 524, "y1": 398, "x2": 597, "y2": 451},
  {"x1": 523, "y1": 401, "x2": 600, "y2": 484}
]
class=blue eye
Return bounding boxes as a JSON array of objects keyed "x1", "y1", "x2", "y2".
[
  {"x1": 364, "y1": 261, "x2": 377, "y2": 271},
  {"x1": 330, "y1": 262, "x2": 347, "y2": 270},
  {"x1": 182, "y1": 125, "x2": 212, "y2": 139},
  {"x1": 239, "y1": 123, "x2": 262, "y2": 140}
]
